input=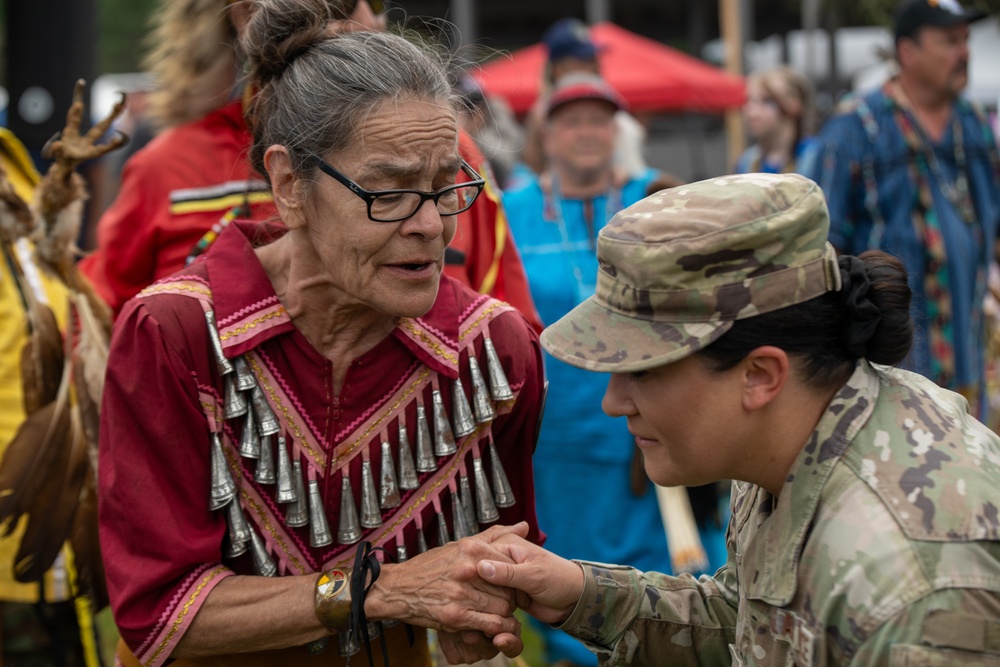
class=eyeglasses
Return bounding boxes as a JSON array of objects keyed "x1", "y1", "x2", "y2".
[
  {"x1": 308, "y1": 155, "x2": 486, "y2": 223},
  {"x1": 333, "y1": 0, "x2": 390, "y2": 18}
]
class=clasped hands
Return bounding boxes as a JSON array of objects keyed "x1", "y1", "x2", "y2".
[{"x1": 374, "y1": 522, "x2": 583, "y2": 665}]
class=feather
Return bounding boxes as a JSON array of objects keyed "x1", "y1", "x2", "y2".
[
  {"x1": 19, "y1": 296, "x2": 65, "y2": 415},
  {"x1": 14, "y1": 403, "x2": 89, "y2": 583},
  {"x1": 69, "y1": 471, "x2": 108, "y2": 610},
  {"x1": 69, "y1": 291, "x2": 108, "y2": 472},
  {"x1": 0, "y1": 362, "x2": 71, "y2": 535}
]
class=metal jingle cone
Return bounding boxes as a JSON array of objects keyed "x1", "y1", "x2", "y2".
[
  {"x1": 451, "y1": 490, "x2": 472, "y2": 540},
  {"x1": 431, "y1": 390, "x2": 457, "y2": 456},
  {"x1": 224, "y1": 535, "x2": 248, "y2": 559},
  {"x1": 472, "y1": 457, "x2": 499, "y2": 524},
  {"x1": 488, "y1": 442, "x2": 516, "y2": 508},
  {"x1": 396, "y1": 542, "x2": 408, "y2": 563},
  {"x1": 397, "y1": 423, "x2": 419, "y2": 490},
  {"x1": 205, "y1": 310, "x2": 234, "y2": 376},
  {"x1": 417, "y1": 524, "x2": 429, "y2": 554},
  {"x1": 308, "y1": 479, "x2": 334, "y2": 547},
  {"x1": 275, "y1": 436, "x2": 295, "y2": 503},
  {"x1": 285, "y1": 460, "x2": 309, "y2": 527},
  {"x1": 210, "y1": 433, "x2": 237, "y2": 511},
  {"x1": 338, "y1": 629, "x2": 360, "y2": 657},
  {"x1": 436, "y1": 509, "x2": 451, "y2": 546},
  {"x1": 450, "y1": 379, "x2": 476, "y2": 439},
  {"x1": 459, "y1": 474, "x2": 477, "y2": 532},
  {"x1": 379, "y1": 442, "x2": 401, "y2": 509},
  {"x1": 359, "y1": 460, "x2": 383, "y2": 529},
  {"x1": 248, "y1": 525, "x2": 277, "y2": 577},
  {"x1": 226, "y1": 495, "x2": 251, "y2": 547},
  {"x1": 251, "y1": 385, "x2": 280, "y2": 437},
  {"x1": 367, "y1": 621, "x2": 381, "y2": 640},
  {"x1": 484, "y1": 338, "x2": 513, "y2": 402},
  {"x1": 468, "y1": 357, "x2": 496, "y2": 424},
  {"x1": 232, "y1": 355, "x2": 256, "y2": 391},
  {"x1": 255, "y1": 433, "x2": 276, "y2": 485},
  {"x1": 337, "y1": 475, "x2": 362, "y2": 545},
  {"x1": 239, "y1": 408, "x2": 261, "y2": 459},
  {"x1": 415, "y1": 405, "x2": 437, "y2": 473},
  {"x1": 223, "y1": 375, "x2": 248, "y2": 420}
]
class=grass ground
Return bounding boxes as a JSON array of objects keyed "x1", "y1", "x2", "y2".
[{"x1": 96, "y1": 606, "x2": 118, "y2": 664}]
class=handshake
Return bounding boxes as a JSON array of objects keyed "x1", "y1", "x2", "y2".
[{"x1": 369, "y1": 522, "x2": 584, "y2": 664}]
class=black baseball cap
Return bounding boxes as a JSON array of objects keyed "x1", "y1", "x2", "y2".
[{"x1": 894, "y1": 0, "x2": 988, "y2": 40}]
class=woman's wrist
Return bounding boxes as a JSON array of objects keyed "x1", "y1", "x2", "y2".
[
  {"x1": 314, "y1": 567, "x2": 352, "y2": 631},
  {"x1": 361, "y1": 562, "x2": 405, "y2": 622}
]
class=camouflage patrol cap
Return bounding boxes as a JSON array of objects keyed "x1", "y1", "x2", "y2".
[{"x1": 540, "y1": 173, "x2": 842, "y2": 372}]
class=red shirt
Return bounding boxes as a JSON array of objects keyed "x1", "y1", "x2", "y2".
[
  {"x1": 81, "y1": 102, "x2": 542, "y2": 331},
  {"x1": 98, "y1": 220, "x2": 544, "y2": 664}
]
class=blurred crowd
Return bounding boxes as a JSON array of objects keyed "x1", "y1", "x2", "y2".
[{"x1": 1, "y1": 0, "x2": 999, "y2": 665}]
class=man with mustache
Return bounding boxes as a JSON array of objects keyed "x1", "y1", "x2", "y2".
[{"x1": 805, "y1": 0, "x2": 1000, "y2": 418}]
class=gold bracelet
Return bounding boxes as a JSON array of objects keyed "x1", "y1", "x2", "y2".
[{"x1": 314, "y1": 567, "x2": 352, "y2": 631}]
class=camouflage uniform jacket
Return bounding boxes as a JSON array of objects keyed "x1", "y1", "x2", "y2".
[{"x1": 559, "y1": 361, "x2": 1000, "y2": 666}]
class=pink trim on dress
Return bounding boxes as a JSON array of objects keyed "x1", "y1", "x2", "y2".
[
  {"x1": 136, "y1": 277, "x2": 213, "y2": 305},
  {"x1": 217, "y1": 295, "x2": 283, "y2": 327},
  {"x1": 244, "y1": 351, "x2": 329, "y2": 472},
  {"x1": 135, "y1": 564, "x2": 234, "y2": 667},
  {"x1": 218, "y1": 303, "x2": 289, "y2": 350}
]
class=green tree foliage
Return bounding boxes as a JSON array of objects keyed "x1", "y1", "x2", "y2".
[{"x1": 98, "y1": 0, "x2": 158, "y2": 74}]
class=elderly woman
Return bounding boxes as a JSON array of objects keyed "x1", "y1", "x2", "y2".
[
  {"x1": 476, "y1": 173, "x2": 1000, "y2": 665},
  {"x1": 98, "y1": 2, "x2": 544, "y2": 666}
]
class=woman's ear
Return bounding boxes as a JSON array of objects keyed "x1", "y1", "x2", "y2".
[
  {"x1": 264, "y1": 145, "x2": 307, "y2": 228},
  {"x1": 740, "y1": 346, "x2": 789, "y2": 412}
]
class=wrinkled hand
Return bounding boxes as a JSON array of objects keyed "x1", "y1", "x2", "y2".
[
  {"x1": 477, "y1": 533, "x2": 585, "y2": 649},
  {"x1": 369, "y1": 522, "x2": 529, "y2": 641}
]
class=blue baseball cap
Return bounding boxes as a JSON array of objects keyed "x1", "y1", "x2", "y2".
[{"x1": 543, "y1": 18, "x2": 599, "y2": 62}]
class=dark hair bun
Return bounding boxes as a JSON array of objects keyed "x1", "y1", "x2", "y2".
[
  {"x1": 852, "y1": 250, "x2": 912, "y2": 365},
  {"x1": 241, "y1": 0, "x2": 338, "y2": 89}
]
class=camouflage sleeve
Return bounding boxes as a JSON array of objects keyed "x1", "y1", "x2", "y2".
[{"x1": 557, "y1": 561, "x2": 738, "y2": 667}]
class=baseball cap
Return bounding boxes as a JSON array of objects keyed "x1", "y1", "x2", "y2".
[
  {"x1": 543, "y1": 18, "x2": 599, "y2": 62},
  {"x1": 894, "y1": 0, "x2": 988, "y2": 40},
  {"x1": 540, "y1": 173, "x2": 842, "y2": 373},
  {"x1": 545, "y1": 73, "x2": 627, "y2": 117}
]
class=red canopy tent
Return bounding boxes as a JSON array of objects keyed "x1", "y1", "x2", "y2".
[{"x1": 474, "y1": 22, "x2": 746, "y2": 115}]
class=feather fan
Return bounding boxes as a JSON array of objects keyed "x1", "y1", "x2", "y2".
[
  {"x1": 0, "y1": 80, "x2": 124, "y2": 600},
  {"x1": 14, "y1": 403, "x2": 90, "y2": 583}
]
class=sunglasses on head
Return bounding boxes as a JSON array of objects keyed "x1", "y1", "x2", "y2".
[{"x1": 334, "y1": 0, "x2": 389, "y2": 17}]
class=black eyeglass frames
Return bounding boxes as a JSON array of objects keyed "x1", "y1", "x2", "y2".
[{"x1": 308, "y1": 155, "x2": 486, "y2": 223}]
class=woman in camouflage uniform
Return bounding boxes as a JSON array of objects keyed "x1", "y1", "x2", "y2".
[{"x1": 478, "y1": 172, "x2": 1000, "y2": 666}]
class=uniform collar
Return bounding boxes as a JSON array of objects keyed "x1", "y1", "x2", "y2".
[
  {"x1": 206, "y1": 220, "x2": 461, "y2": 377},
  {"x1": 744, "y1": 361, "x2": 880, "y2": 605}
]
